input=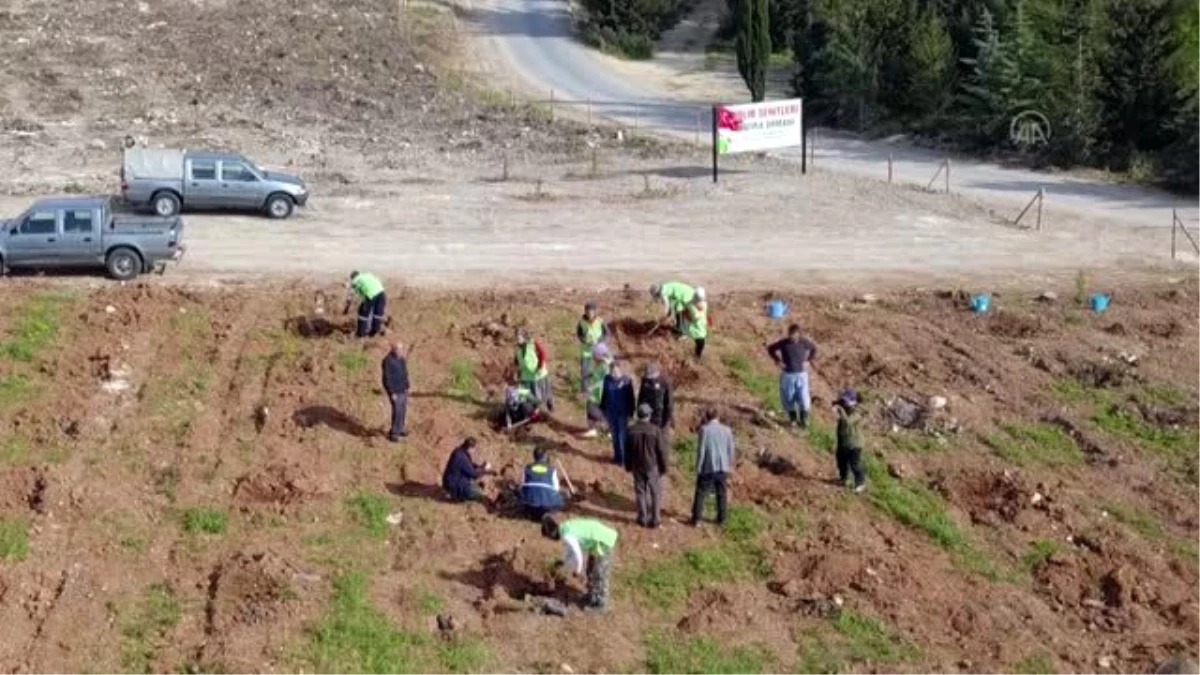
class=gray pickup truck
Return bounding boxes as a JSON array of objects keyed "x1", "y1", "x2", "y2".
[
  {"x1": 0, "y1": 196, "x2": 185, "y2": 281},
  {"x1": 121, "y1": 148, "x2": 309, "y2": 219}
]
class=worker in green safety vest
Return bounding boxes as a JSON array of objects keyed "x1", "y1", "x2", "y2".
[
  {"x1": 514, "y1": 328, "x2": 554, "y2": 412},
  {"x1": 580, "y1": 343, "x2": 614, "y2": 439},
  {"x1": 684, "y1": 287, "x2": 710, "y2": 360},
  {"x1": 575, "y1": 300, "x2": 609, "y2": 396},
  {"x1": 648, "y1": 281, "x2": 696, "y2": 337},
  {"x1": 343, "y1": 271, "x2": 388, "y2": 338},
  {"x1": 542, "y1": 514, "x2": 619, "y2": 611}
]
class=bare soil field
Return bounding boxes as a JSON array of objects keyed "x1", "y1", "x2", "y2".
[{"x1": 0, "y1": 278, "x2": 1196, "y2": 673}]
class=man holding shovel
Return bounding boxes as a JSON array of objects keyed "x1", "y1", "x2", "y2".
[
  {"x1": 649, "y1": 281, "x2": 696, "y2": 337},
  {"x1": 344, "y1": 271, "x2": 388, "y2": 338}
]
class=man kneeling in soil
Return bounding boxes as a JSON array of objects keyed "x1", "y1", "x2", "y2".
[
  {"x1": 519, "y1": 448, "x2": 565, "y2": 518},
  {"x1": 442, "y1": 437, "x2": 491, "y2": 502},
  {"x1": 542, "y1": 514, "x2": 618, "y2": 611}
]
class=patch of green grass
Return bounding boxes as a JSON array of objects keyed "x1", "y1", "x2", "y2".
[
  {"x1": 786, "y1": 509, "x2": 808, "y2": 535},
  {"x1": 1138, "y1": 385, "x2": 1190, "y2": 407},
  {"x1": 721, "y1": 353, "x2": 780, "y2": 413},
  {"x1": 1093, "y1": 405, "x2": 1199, "y2": 482},
  {"x1": 0, "y1": 517, "x2": 30, "y2": 561},
  {"x1": 448, "y1": 358, "x2": 479, "y2": 395},
  {"x1": 0, "y1": 435, "x2": 28, "y2": 465},
  {"x1": 1014, "y1": 651, "x2": 1056, "y2": 674},
  {"x1": 121, "y1": 583, "x2": 182, "y2": 673},
  {"x1": 337, "y1": 349, "x2": 370, "y2": 373},
  {"x1": 1021, "y1": 540, "x2": 1061, "y2": 572},
  {"x1": 1, "y1": 293, "x2": 65, "y2": 362},
  {"x1": 1105, "y1": 502, "x2": 1165, "y2": 539},
  {"x1": 984, "y1": 423, "x2": 1082, "y2": 468},
  {"x1": 0, "y1": 374, "x2": 34, "y2": 408},
  {"x1": 862, "y1": 456, "x2": 1007, "y2": 580},
  {"x1": 1049, "y1": 378, "x2": 1111, "y2": 405},
  {"x1": 439, "y1": 636, "x2": 490, "y2": 674},
  {"x1": 177, "y1": 658, "x2": 229, "y2": 674},
  {"x1": 416, "y1": 588, "x2": 444, "y2": 615},
  {"x1": 120, "y1": 535, "x2": 148, "y2": 553},
  {"x1": 304, "y1": 571, "x2": 487, "y2": 673},
  {"x1": 807, "y1": 421, "x2": 836, "y2": 454},
  {"x1": 723, "y1": 505, "x2": 767, "y2": 543},
  {"x1": 673, "y1": 436, "x2": 697, "y2": 478},
  {"x1": 626, "y1": 545, "x2": 742, "y2": 607},
  {"x1": 348, "y1": 492, "x2": 391, "y2": 539},
  {"x1": 181, "y1": 508, "x2": 228, "y2": 535},
  {"x1": 645, "y1": 632, "x2": 774, "y2": 674},
  {"x1": 795, "y1": 610, "x2": 919, "y2": 671}
]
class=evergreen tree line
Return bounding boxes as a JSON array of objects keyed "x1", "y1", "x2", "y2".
[{"x1": 784, "y1": 0, "x2": 1198, "y2": 191}]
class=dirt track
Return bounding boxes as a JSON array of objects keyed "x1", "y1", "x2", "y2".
[{"x1": 0, "y1": 278, "x2": 1196, "y2": 672}]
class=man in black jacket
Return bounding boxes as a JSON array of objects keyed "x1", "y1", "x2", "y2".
[
  {"x1": 382, "y1": 342, "x2": 410, "y2": 441},
  {"x1": 625, "y1": 404, "x2": 669, "y2": 528},
  {"x1": 636, "y1": 362, "x2": 673, "y2": 430}
]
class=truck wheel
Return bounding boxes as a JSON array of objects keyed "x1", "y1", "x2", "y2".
[
  {"x1": 153, "y1": 191, "x2": 181, "y2": 217},
  {"x1": 106, "y1": 248, "x2": 142, "y2": 281},
  {"x1": 264, "y1": 193, "x2": 294, "y2": 219}
]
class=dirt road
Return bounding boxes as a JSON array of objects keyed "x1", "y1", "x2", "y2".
[
  {"x1": 0, "y1": 156, "x2": 1185, "y2": 289},
  {"x1": 467, "y1": 0, "x2": 1199, "y2": 229}
]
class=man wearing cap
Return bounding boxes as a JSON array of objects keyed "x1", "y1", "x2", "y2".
[
  {"x1": 515, "y1": 328, "x2": 554, "y2": 412},
  {"x1": 834, "y1": 389, "x2": 866, "y2": 492},
  {"x1": 626, "y1": 403, "x2": 669, "y2": 528},
  {"x1": 637, "y1": 362, "x2": 673, "y2": 431},
  {"x1": 520, "y1": 447, "x2": 566, "y2": 517},
  {"x1": 581, "y1": 343, "x2": 614, "y2": 439},
  {"x1": 576, "y1": 301, "x2": 609, "y2": 394},
  {"x1": 767, "y1": 323, "x2": 818, "y2": 428},
  {"x1": 600, "y1": 360, "x2": 636, "y2": 464},
  {"x1": 648, "y1": 281, "x2": 696, "y2": 337},
  {"x1": 344, "y1": 271, "x2": 388, "y2": 338},
  {"x1": 684, "y1": 287, "x2": 711, "y2": 360}
]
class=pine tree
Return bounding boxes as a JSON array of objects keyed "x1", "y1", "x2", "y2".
[
  {"x1": 1095, "y1": 0, "x2": 1190, "y2": 168},
  {"x1": 957, "y1": 8, "x2": 1027, "y2": 145},
  {"x1": 907, "y1": 10, "x2": 957, "y2": 126},
  {"x1": 811, "y1": 1, "x2": 879, "y2": 128},
  {"x1": 735, "y1": 0, "x2": 772, "y2": 101}
]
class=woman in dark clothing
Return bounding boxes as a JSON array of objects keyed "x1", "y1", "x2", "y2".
[{"x1": 442, "y1": 437, "x2": 491, "y2": 502}]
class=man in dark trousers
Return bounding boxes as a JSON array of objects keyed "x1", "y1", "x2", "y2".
[
  {"x1": 344, "y1": 271, "x2": 388, "y2": 338},
  {"x1": 600, "y1": 360, "x2": 636, "y2": 465},
  {"x1": 637, "y1": 362, "x2": 673, "y2": 431},
  {"x1": 625, "y1": 404, "x2": 669, "y2": 528},
  {"x1": 442, "y1": 437, "x2": 491, "y2": 502},
  {"x1": 381, "y1": 342, "x2": 410, "y2": 442},
  {"x1": 767, "y1": 323, "x2": 818, "y2": 428},
  {"x1": 691, "y1": 407, "x2": 735, "y2": 526}
]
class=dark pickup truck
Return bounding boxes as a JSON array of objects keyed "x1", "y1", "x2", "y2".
[{"x1": 0, "y1": 196, "x2": 185, "y2": 280}]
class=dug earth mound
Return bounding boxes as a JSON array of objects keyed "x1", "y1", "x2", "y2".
[{"x1": 0, "y1": 278, "x2": 1195, "y2": 672}]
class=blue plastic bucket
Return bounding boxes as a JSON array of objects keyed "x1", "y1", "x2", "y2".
[
  {"x1": 970, "y1": 293, "x2": 991, "y2": 314},
  {"x1": 766, "y1": 300, "x2": 788, "y2": 319},
  {"x1": 1090, "y1": 293, "x2": 1111, "y2": 313}
]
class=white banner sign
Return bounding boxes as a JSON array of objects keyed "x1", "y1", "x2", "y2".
[{"x1": 716, "y1": 99, "x2": 803, "y2": 154}]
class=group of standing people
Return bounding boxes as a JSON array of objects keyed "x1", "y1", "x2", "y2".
[{"x1": 350, "y1": 271, "x2": 868, "y2": 612}]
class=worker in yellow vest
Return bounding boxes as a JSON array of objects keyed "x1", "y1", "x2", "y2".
[
  {"x1": 542, "y1": 514, "x2": 619, "y2": 611},
  {"x1": 344, "y1": 271, "x2": 388, "y2": 338},
  {"x1": 515, "y1": 328, "x2": 554, "y2": 412},
  {"x1": 684, "y1": 287, "x2": 710, "y2": 360},
  {"x1": 576, "y1": 301, "x2": 609, "y2": 394},
  {"x1": 649, "y1": 281, "x2": 696, "y2": 337}
]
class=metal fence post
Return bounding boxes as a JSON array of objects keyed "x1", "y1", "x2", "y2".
[
  {"x1": 1172, "y1": 209, "x2": 1178, "y2": 260},
  {"x1": 945, "y1": 158, "x2": 951, "y2": 193},
  {"x1": 1036, "y1": 188, "x2": 1043, "y2": 230},
  {"x1": 888, "y1": 153, "x2": 893, "y2": 184},
  {"x1": 549, "y1": 89, "x2": 555, "y2": 122},
  {"x1": 694, "y1": 109, "x2": 701, "y2": 148}
]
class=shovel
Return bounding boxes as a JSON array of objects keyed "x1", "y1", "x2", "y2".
[{"x1": 554, "y1": 459, "x2": 578, "y2": 499}]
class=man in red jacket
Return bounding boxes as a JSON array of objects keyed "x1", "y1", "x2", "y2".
[{"x1": 515, "y1": 328, "x2": 554, "y2": 412}]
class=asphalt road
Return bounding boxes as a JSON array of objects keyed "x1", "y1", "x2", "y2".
[{"x1": 475, "y1": 0, "x2": 1199, "y2": 229}]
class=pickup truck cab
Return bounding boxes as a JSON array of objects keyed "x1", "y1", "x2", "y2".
[
  {"x1": 0, "y1": 196, "x2": 185, "y2": 281},
  {"x1": 121, "y1": 148, "x2": 309, "y2": 219}
]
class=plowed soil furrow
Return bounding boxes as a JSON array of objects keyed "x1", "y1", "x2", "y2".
[{"x1": 182, "y1": 295, "x2": 273, "y2": 474}]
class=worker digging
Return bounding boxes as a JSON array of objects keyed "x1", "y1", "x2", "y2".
[
  {"x1": 344, "y1": 270, "x2": 388, "y2": 338},
  {"x1": 649, "y1": 280, "x2": 696, "y2": 337}
]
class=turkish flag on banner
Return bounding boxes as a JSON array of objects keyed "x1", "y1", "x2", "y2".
[{"x1": 717, "y1": 106, "x2": 743, "y2": 131}]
